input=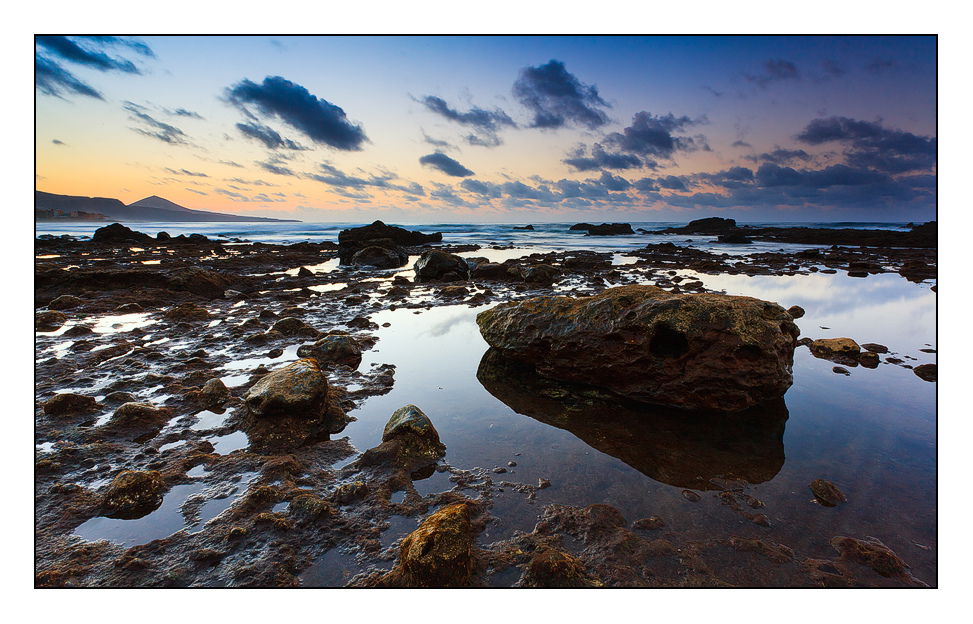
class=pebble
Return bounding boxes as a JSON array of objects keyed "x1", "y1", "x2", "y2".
[
  {"x1": 537, "y1": 478, "x2": 551, "y2": 489},
  {"x1": 507, "y1": 461, "x2": 517, "y2": 467},
  {"x1": 832, "y1": 366, "x2": 850, "y2": 375},
  {"x1": 681, "y1": 490, "x2": 701, "y2": 502}
]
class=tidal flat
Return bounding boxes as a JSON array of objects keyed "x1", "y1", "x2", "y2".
[{"x1": 34, "y1": 220, "x2": 936, "y2": 587}]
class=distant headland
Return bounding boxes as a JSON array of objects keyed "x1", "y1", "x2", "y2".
[{"x1": 35, "y1": 191, "x2": 300, "y2": 223}]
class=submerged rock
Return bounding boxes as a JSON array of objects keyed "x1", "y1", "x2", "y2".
[
  {"x1": 414, "y1": 250, "x2": 470, "y2": 282},
  {"x1": 356, "y1": 405, "x2": 447, "y2": 478},
  {"x1": 102, "y1": 470, "x2": 166, "y2": 519},
  {"x1": 830, "y1": 536, "x2": 922, "y2": 584},
  {"x1": 244, "y1": 359, "x2": 329, "y2": 417},
  {"x1": 476, "y1": 285, "x2": 799, "y2": 412},
  {"x1": 810, "y1": 479, "x2": 847, "y2": 506},
  {"x1": 520, "y1": 548, "x2": 601, "y2": 587}
]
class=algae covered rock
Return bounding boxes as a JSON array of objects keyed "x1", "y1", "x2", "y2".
[
  {"x1": 102, "y1": 470, "x2": 166, "y2": 519},
  {"x1": 36, "y1": 310, "x2": 68, "y2": 331},
  {"x1": 382, "y1": 405, "x2": 446, "y2": 458},
  {"x1": 370, "y1": 501, "x2": 481, "y2": 587},
  {"x1": 476, "y1": 285, "x2": 799, "y2": 412},
  {"x1": 810, "y1": 338, "x2": 860, "y2": 359},
  {"x1": 43, "y1": 392, "x2": 98, "y2": 416},
  {"x1": 520, "y1": 547, "x2": 601, "y2": 588},
  {"x1": 913, "y1": 363, "x2": 936, "y2": 382},
  {"x1": 350, "y1": 245, "x2": 408, "y2": 269},
  {"x1": 244, "y1": 359, "x2": 329, "y2": 417},
  {"x1": 109, "y1": 402, "x2": 170, "y2": 426}
]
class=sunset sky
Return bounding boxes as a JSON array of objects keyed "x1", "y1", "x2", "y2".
[{"x1": 35, "y1": 35, "x2": 937, "y2": 223}]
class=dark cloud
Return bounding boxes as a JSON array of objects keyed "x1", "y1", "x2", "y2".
[
  {"x1": 123, "y1": 102, "x2": 188, "y2": 145},
  {"x1": 219, "y1": 160, "x2": 244, "y2": 168},
  {"x1": 226, "y1": 177, "x2": 275, "y2": 186},
  {"x1": 756, "y1": 163, "x2": 888, "y2": 188},
  {"x1": 460, "y1": 179, "x2": 502, "y2": 197},
  {"x1": 35, "y1": 54, "x2": 102, "y2": 99},
  {"x1": 702, "y1": 85, "x2": 724, "y2": 97},
  {"x1": 51, "y1": 139, "x2": 66, "y2": 146},
  {"x1": 655, "y1": 175, "x2": 690, "y2": 191},
  {"x1": 563, "y1": 143, "x2": 644, "y2": 171},
  {"x1": 603, "y1": 112, "x2": 706, "y2": 159},
  {"x1": 215, "y1": 188, "x2": 286, "y2": 203},
  {"x1": 235, "y1": 121, "x2": 305, "y2": 150},
  {"x1": 36, "y1": 35, "x2": 141, "y2": 74},
  {"x1": 185, "y1": 188, "x2": 208, "y2": 196},
  {"x1": 226, "y1": 76, "x2": 367, "y2": 150},
  {"x1": 596, "y1": 171, "x2": 631, "y2": 191},
  {"x1": 306, "y1": 162, "x2": 425, "y2": 196},
  {"x1": 419, "y1": 95, "x2": 515, "y2": 147},
  {"x1": 419, "y1": 152, "x2": 474, "y2": 177},
  {"x1": 744, "y1": 58, "x2": 800, "y2": 88},
  {"x1": 164, "y1": 168, "x2": 208, "y2": 177},
  {"x1": 502, "y1": 180, "x2": 557, "y2": 201},
  {"x1": 731, "y1": 140, "x2": 753, "y2": 149},
  {"x1": 512, "y1": 60, "x2": 610, "y2": 129},
  {"x1": 422, "y1": 133, "x2": 455, "y2": 150},
  {"x1": 796, "y1": 116, "x2": 936, "y2": 173},
  {"x1": 745, "y1": 148, "x2": 812, "y2": 165},
  {"x1": 166, "y1": 107, "x2": 204, "y2": 119},
  {"x1": 695, "y1": 167, "x2": 755, "y2": 188},
  {"x1": 257, "y1": 160, "x2": 296, "y2": 177},
  {"x1": 75, "y1": 36, "x2": 155, "y2": 59}
]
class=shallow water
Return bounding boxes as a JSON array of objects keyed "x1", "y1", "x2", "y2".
[{"x1": 335, "y1": 270, "x2": 936, "y2": 582}]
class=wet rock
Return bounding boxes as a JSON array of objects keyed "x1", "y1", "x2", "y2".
[
  {"x1": 537, "y1": 478, "x2": 551, "y2": 489},
  {"x1": 717, "y1": 232, "x2": 753, "y2": 244},
  {"x1": 193, "y1": 378, "x2": 230, "y2": 407},
  {"x1": 832, "y1": 366, "x2": 850, "y2": 376},
  {"x1": 471, "y1": 262, "x2": 509, "y2": 280},
  {"x1": 365, "y1": 501, "x2": 481, "y2": 587},
  {"x1": 514, "y1": 224, "x2": 535, "y2": 231},
  {"x1": 338, "y1": 220, "x2": 442, "y2": 247},
  {"x1": 102, "y1": 470, "x2": 166, "y2": 519},
  {"x1": 520, "y1": 548, "x2": 601, "y2": 587},
  {"x1": 91, "y1": 223, "x2": 155, "y2": 244},
  {"x1": 913, "y1": 364, "x2": 936, "y2": 382},
  {"x1": 48, "y1": 295, "x2": 83, "y2": 310},
  {"x1": 164, "y1": 303, "x2": 211, "y2": 322},
  {"x1": 63, "y1": 325, "x2": 94, "y2": 337},
  {"x1": 584, "y1": 223, "x2": 635, "y2": 236},
  {"x1": 381, "y1": 405, "x2": 446, "y2": 462},
  {"x1": 633, "y1": 516, "x2": 665, "y2": 530},
  {"x1": 810, "y1": 479, "x2": 847, "y2": 506},
  {"x1": 42, "y1": 393, "x2": 98, "y2": 416},
  {"x1": 102, "y1": 391, "x2": 137, "y2": 405},
  {"x1": 414, "y1": 250, "x2": 470, "y2": 282},
  {"x1": 350, "y1": 245, "x2": 408, "y2": 269},
  {"x1": 810, "y1": 338, "x2": 860, "y2": 365},
  {"x1": 476, "y1": 285, "x2": 799, "y2": 412},
  {"x1": 332, "y1": 481, "x2": 369, "y2": 505},
  {"x1": 861, "y1": 343, "x2": 888, "y2": 354},
  {"x1": 165, "y1": 267, "x2": 233, "y2": 299},
  {"x1": 858, "y1": 352, "x2": 880, "y2": 368},
  {"x1": 109, "y1": 402, "x2": 170, "y2": 427},
  {"x1": 244, "y1": 359, "x2": 328, "y2": 417},
  {"x1": 296, "y1": 334, "x2": 362, "y2": 368},
  {"x1": 271, "y1": 317, "x2": 318, "y2": 337},
  {"x1": 830, "y1": 536, "x2": 916, "y2": 581},
  {"x1": 347, "y1": 316, "x2": 378, "y2": 330},
  {"x1": 297, "y1": 266, "x2": 313, "y2": 277},
  {"x1": 787, "y1": 305, "x2": 805, "y2": 319},
  {"x1": 664, "y1": 217, "x2": 738, "y2": 234},
  {"x1": 750, "y1": 513, "x2": 771, "y2": 527},
  {"x1": 682, "y1": 490, "x2": 701, "y2": 502},
  {"x1": 519, "y1": 264, "x2": 559, "y2": 285},
  {"x1": 36, "y1": 310, "x2": 68, "y2": 331},
  {"x1": 439, "y1": 285, "x2": 469, "y2": 298}
]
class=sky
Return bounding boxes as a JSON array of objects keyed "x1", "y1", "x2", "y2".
[{"x1": 34, "y1": 35, "x2": 937, "y2": 223}]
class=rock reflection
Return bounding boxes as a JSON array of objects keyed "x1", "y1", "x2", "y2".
[{"x1": 476, "y1": 349, "x2": 787, "y2": 490}]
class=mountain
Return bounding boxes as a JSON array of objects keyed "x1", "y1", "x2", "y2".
[{"x1": 35, "y1": 191, "x2": 299, "y2": 223}]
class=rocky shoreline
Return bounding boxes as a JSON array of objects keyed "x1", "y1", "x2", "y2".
[{"x1": 35, "y1": 220, "x2": 936, "y2": 587}]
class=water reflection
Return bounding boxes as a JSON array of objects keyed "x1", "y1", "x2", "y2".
[{"x1": 476, "y1": 349, "x2": 787, "y2": 490}]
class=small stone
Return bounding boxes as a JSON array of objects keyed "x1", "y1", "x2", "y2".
[
  {"x1": 102, "y1": 470, "x2": 166, "y2": 519},
  {"x1": 493, "y1": 467, "x2": 507, "y2": 474},
  {"x1": 507, "y1": 461, "x2": 517, "y2": 467},
  {"x1": 633, "y1": 516, "x2": 665, "y2": 530},
  {"x1": 832, "y1": 366, "x2": 850, "y2": 375},
  {"x1": 750, "y1": 513, "x2": 771, "y2": 527},
  {"x1": 786, "y1": 305, "x2": 805, "y2": 319},
  {"x1": 861, "y1": 343, "x2": 889, "y2": 354},
  {"x1": 537, "y1": 478, "x2": 551, "y2": 489},
  {"x1": 913, "y1": 364, "x2": 936, "y2": 382},
  {"x1": 681, "y1": 490, "x2": 701, "y2": 502},
  {"x1": 810, "y1": 479, "x2": 847, "y2": 506}
]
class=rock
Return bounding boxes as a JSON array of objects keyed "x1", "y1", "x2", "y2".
[
  {"x1": 682, "y1": 490, "x2": 701, "y2": 502},
  {"x1": 109, "y1": 402, "x2": 170, "y2": 426},
  {"x1": 513, "y1": 225, "x2": 535, "y2": 231},
  {"x1": 664, "y1": 217, "x2": 738, "y2": 234},
  {"x1": 584, "y1": 223, "x2": 635, "y2": 236},
  {"x1": 165, "y1": 267, "x2": 232, "y2": 299},
  {"x1": 332, "y1": 481, "x2": 369, "y2": 505},
  {"x1": 103, "y1": 391, "x2": 137, "y2": 405},
  {"x1": 717, "y1": 232, "x2": 753, "y2": 244},
  {"x1": 164, "y1": 303, "x2": 210, "y2": 322},
  {"x1": 102, "y1": 470, "x2": 166, "y2": 519},
  {"x1": 297, "y1": 266, "x2": 313, "y2": 277},
  {"x1": 471, "y1": 262, "x2": 509, "y2": 280},
  {"x1": 439, "y1": 285, "x2": 469, "y2": 298},
  {"x1": 810, "y1": 338, "x2": 861, "y2": 363},
  {"x1": 48, "y1": 295, "x2": 83, "y2": 310},
  {"x1": 338, "y1": 220, "x2": 442, "y2": 247},
  {"x1": 115, "y1": 302, "x2": 143, "y2": 312},
  {"x1": 369, "y1": 501, "x2": 481, "y2": 587},
  {"x1": 913, "y1": 363, "x2": 936, "y2": 382},
  {"x1": 569, "y1": 223, "x2": 595, "y2": 231},
  {"x1": 91, "y1": 223, "x2": 155, "y2": 244},
  {"x1": 350, "y1": 245, "x2": 408, "y2": 269},
  {"x1": 63, "y1": 325, "x2": 93, "y2": 337},
  {"x1": 519, "y1": 264, "x2": 559, "y2": 285},
  {"x1": 381, "y1": 405, "x2": 446, "y2": 462},
  {"x1": 36, "y1": 310, "x2": 68, "y2": 331},
  {"x1": 861, "y1": 343, "x2": 888, "y2": 354},
  {"x1": 810, "y1": 479, "x2": 847, "y2": 506},
  {"x1": 197, "y1": 378, "x2": 230, "y2": 407},
  {"x1": 633, "y1": 516, "x2": 665, "y2": 530},
  {"x1": 858, "y1": 352, "x2": 880, "y2": 368},
  {"x1": 42, "y1": 392, "x2": 98, "y2": 416},
  {"x1": 520, "y1": 548, "x2": 600, "y2": 588},
  {"x1": 296, "y1": 334, "x2": 362, "y2": 368},
  {"x1": 271, "y1": 317, "x2": 318, "y2": 337},
  {"x1": 787, "y1": 305, "x2": 805, "y2": 319},
  {"x1": 244, "y1": 359, "x2": 329, "y2": 417},
  {"x1": 830, "y1": 536, "x2": 915, "y2": 580},
  {"x1": 832, "y1": 366, "x2": 850, "y2": 375},
  {"x1": 414, "y1": 250, "x2": 470, "y2": 282},
  {"x1": 537, "y1": 478, "x2": 551, "y2": 489},
  {"x1": 476, "y1": 285, "x2": 799, "y2": 412}
]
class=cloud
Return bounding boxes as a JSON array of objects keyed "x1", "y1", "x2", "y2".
[
  {"x1": 563, "y1": 143, "x2": 644, "y2": 171},
  {"x1": 744, "y1": 58, "x2": 800, "y2": 88},
  {"x1": 695, "y1": 166, "x2": 755, "y2": 189},
  {"x1": 226, "y1": 177, "x2": 275, "y2": 186},
  {"x1": 755, "y1": 163, "x2": 888, "y2": 188},
  {"x1": 256, "y1": 160, "x2": 296, "y2": 176},
  {"x1": 418, "y1": 95, "x2": 515, "y2": 147},
  {"x1": 36, "y1": 35, "x2": 142, "y2": 74},
  {"x1": 460, "y1": 179, "x2": 502, "y2": 197},
  {"x1": 164, "y1": 167, "x2": 209, "y2": 177},
  {"x1": 796, "y1": 116, "x2": 936, "y2": 173},
  {"x1": 51, "y1": 139, "x2": 66, "y2": 146},
  {"x1": 165, "y1": 107, "x2": 203, "y2": 119},
  {"x1": 745, "y1": 148, "x2": 812, "y2": 165},
  {"x1": 123, "y1": 101, "x2": 188, "y2": 144},
  {"x1": 306, "y1": 162, "x2": 425, "y2": 196},
  {"x1": 603, "y1": 111, "x2": 706, "y2": 159},
  {"x1": 235, "y1": 121, "x2": 305, "y2": 150},
  {"x1": 186, "y1": 188, "x2": 208, "y2": 195},
  {"x1": 226, "y1": 75, "x2": 367, "y2": 150},
  {"x1": 502, "y1": 180, "x2": 557, "y2": 201},
  {"x1": 35, "y1": 54, "x2": 102, "y2": 99},
  {"x1": 419, "y1": 152, "x2": 474, "y2": 177},
  {"x1": 512, "y1": 60, "x2": 610, "y2": 129},
  {"x1": 731, "y1": 140, "x2": 753, "y2": 149},
  {"x1": 219, "y1": 160, "x2": 244, "y2": 168},
  {"x1": 422, "y1": 132, "x2": 456, "y2": 150},
  {"x1": 820, "y1": 59, "x2": 846, "y2": 79},
  {"x1": 215, "y1": 188, "x2": 287, "y2": 203},
  {"x1": 596, "y1": 171, "x2": 631, "y2": 191}
]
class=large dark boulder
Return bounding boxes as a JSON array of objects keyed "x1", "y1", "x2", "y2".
[
  {"x1": 576, "y1": 223, "x2": 635, "y2": 236},
  {"x1": 244, "y1": 358, "x2": 329, "y2": 417},
  {"x1": 91, "y1": 223, "x2": 156, "y2": 244},
  {"x1": 350, "y1": 245, "x2": 408, "y2": 269},
  {"x1": 338, "y1": 220, "x2": 443, "y2": 247},
  {"x1": 476, "y1": 285, "x2": 799, "y2": 412},
  {"x1": 663, "y1": 217, "x2": 738, "y2": 235},
  {"x1": 414, "y1": 250, "x2": 470, "y2": 282}
]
